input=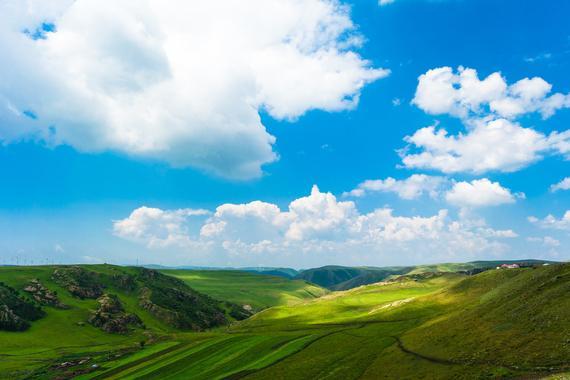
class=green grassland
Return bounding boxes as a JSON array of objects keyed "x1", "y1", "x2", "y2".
[
  {"x1": 162, "y1": 269, "x2": 327, "y2": 311},
  {"x1": 0, "y1": 265, "x2": 329, "y2": 379},
  {"x1": 1, "y1": 262, "x2": 569, "y2": 379}
]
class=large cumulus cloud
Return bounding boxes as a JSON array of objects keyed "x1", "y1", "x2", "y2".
[{"x1": 0, "y1": 0, "x2": 387, "y2": 179}]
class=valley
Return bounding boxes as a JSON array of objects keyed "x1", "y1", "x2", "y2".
[{"x1": 0, "y1": 261, "x2": 568, "y2": 379}]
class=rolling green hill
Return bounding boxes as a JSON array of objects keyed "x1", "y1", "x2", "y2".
[
  {"x1": 294, "y1": 265, "x2": 412, "y2": 290},
  {"x1": 162, "y1": 269, "x2": 327, "y2": 311}
]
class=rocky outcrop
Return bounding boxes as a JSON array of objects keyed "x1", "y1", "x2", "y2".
[
  {"x1": 52, "y1": 267, "x2": 104, "y2": 299},
  {"x1": 136, "y1": 269, "x2": 228, "y2": 331},
  {"x1": 0, "y1": 304, "x2": 29, "y2": 331},
  {"x1": 88, "y1": 294, "x2": 143, "y2": 334},
  {"x1": 23, "y1": 279, "x2": 68, "y2": 309},
  {"x1": 111, "y1": 273, "x2": 137, "y2": 291},
  {"x1": 0, "y1": 282, "x2": 44, "y2": 331}
]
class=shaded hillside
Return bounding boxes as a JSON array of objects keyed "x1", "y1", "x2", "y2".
[
  {"x1": 0, "y1": 282, "x2": 45, "y2": 331},
  {"x1": 295, "y1": 265, "x2": 413, "y2": 290}
]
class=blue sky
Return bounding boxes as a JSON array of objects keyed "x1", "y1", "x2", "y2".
[{"x1": 0, "y1": 0, "x2": 568, "y2": 268}]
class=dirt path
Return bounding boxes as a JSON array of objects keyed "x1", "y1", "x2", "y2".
[{"x1": 392, "y1": 336, "x2": 570, "y2": 377}]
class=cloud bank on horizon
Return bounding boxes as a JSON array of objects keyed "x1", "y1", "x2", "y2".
[{"x1": 114, "y1": 185, "x2": 518, "y2": 264}]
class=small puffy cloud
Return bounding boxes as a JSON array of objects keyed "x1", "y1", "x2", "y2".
[
  {"x1": 82, "y1": 256, "x2": 105, "y2": 264},
  {"x1": 0, "y1": 0, "x2": 387, "y2": 179},
  {"x1": 550, "y1": 177, "x2": 570, "y2": 192},
  {"x1": 412, "y1": 66, "x2": 570, "y2": 120},
  {"x1": 524, "y1": 52, "x2": 552, "y2": 63},
  {"x1": 379, "y1": 0, "x2": 396, "y2": 5},
  {"x1": 115, "y1": 186, "x2": 519, "y2": 261},
  {"x1": 480, "y1": 228, "x2": 518, "y2": 238},
  {"x1": 445, "y1": 179, "x2": 523, "y2": 208},
  {"x1": 113, "y1": 206, "x2": 210, "y2": 248},
  {"x1": 527, "y1": 236, "x2": 560, "y2": 247},
  {"x1": 343, "y1": 174, "x2": 447, "y2": 200},
  {"x1": 528, "y1": 211, "x2": 570, "y2": 231},
  {"x1": 401, "y1": 118, "x2": 569, "y2": 174}
]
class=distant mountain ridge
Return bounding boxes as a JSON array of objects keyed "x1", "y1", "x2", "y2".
[
  {"x1": 140, "y1": 260, "x2": 558, "y2": 290},
  {"x1": 294, "y1": 259, "x2": 557, "y2": 290}
]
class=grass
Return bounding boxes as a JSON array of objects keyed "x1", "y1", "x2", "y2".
[
  {"x1": 69, "y1": 273, "x2": 465, "y2": 379},
  {"x1": 162, "y1": 270, "x2": 327, "y2": 311}
]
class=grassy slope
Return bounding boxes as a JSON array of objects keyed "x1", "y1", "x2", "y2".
[
  {"x1": 102, "y1": 264, "x2": 570, "y2": 380},
  {"x1": 85, "y1": 273, "x2": 464, "y2": 380},
  {"x1": 240, "y1": 265, "x2": 570, "y2": 379},
  {"x1": 162, "y1": 270, "x2": 327, "y2": 311}
]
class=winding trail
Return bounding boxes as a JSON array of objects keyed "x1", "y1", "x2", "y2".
[{"x1": 391, "y1": 336, "x2": 570, "y2": 376}]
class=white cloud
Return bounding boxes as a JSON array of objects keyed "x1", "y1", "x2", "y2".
[
  {"x1": 550, "y1": 177, "x2": 570, "y2": 192},
  {"x1": 82, "y1": 255, "x2": 105, "y2": 264},
  {"x1": 343, "y1": 174, "x2": 447, "y2": 200},
  {"x1": 527, "y1": 236, "x2": 560, "y2": 247},
  {"x1": 403, "y1": 66, "x2": 570, "y2": 174},
  {"x1": 412, "y1": 66, "x2": 570, "y2": 119},
  {"x1": 528, "y1": 211, "x2": 570, "y2": 232},
  {"x1": 114, "y1": 186, "x2": 518, "y2": 261},
  {"x1": 113, "y1": 206, "x2": 210, "y2": 248},
  {"x1": 445, "y1": 178, "x2": 523, "y2": 208},
  {"x1": 0, "y1": 0, "x2": 387, "y2": 179},
  {"x1": 524, "y1": 52, "x2": 552, "y2": 63},
  {"x1": 379, "y1": 0, "x2": 396, "y2": 6},
  {"x1": 401, "y1": 118, "x2": 569, "y2": 174}
]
